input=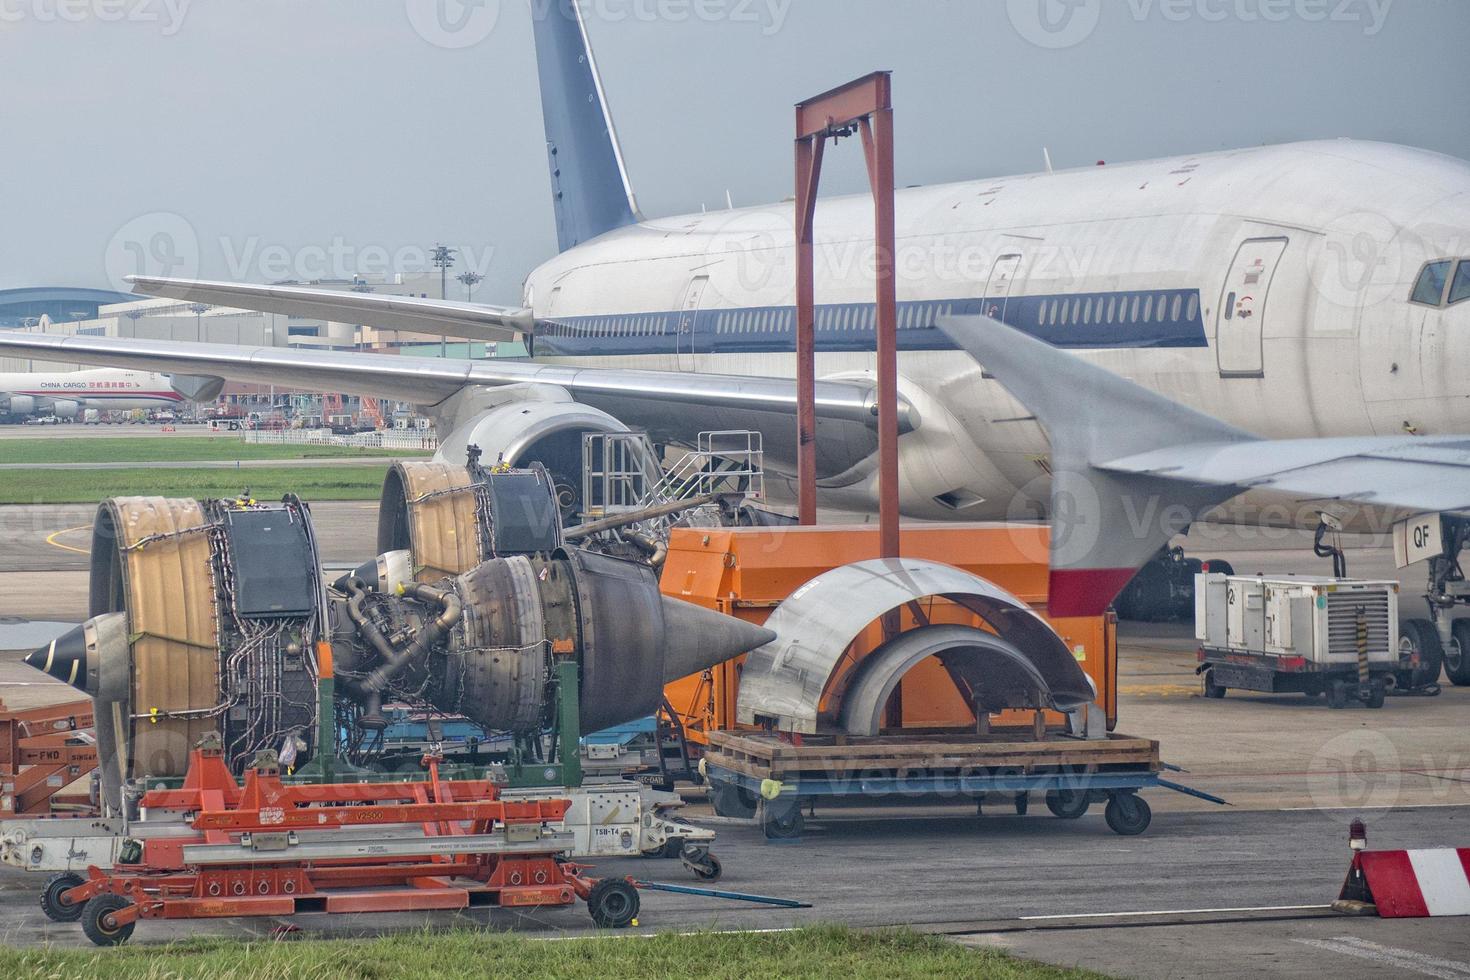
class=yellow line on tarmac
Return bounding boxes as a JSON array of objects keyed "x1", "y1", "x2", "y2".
[{"x1": 44, "y1": 524, "x2": 92, "y2": 555}]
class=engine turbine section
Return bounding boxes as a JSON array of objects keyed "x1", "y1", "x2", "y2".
[{"x1": 332, "y1": 548, "x2": 773, "y2": 738}]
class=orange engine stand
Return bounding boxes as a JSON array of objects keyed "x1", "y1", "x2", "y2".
[{"x1": 52, "y1": 745, "x2": 642, "y2": 944}]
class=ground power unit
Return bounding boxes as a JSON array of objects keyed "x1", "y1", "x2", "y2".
[{"x1": 1194, "y1": 574, "x2": 1399, "y2": 708}]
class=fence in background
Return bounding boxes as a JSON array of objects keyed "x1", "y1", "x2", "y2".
[{"x1": 241, "y1": 429, "x2": 438, "y2": 452}]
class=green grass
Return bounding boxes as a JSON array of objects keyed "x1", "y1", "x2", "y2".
[
  {"x1": 0, "y1": 926, "x2": 1100, "y2": 980},
  {"x1": 0, "y1": 436, "x2": 427, "y2": 465},
  {"x1": 0, "y1": 465, "x2": 388, "y2": 504}
]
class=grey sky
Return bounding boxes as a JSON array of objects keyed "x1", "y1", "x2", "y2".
[{"x1": 2, "y1": 0, "x2": 1467, "y2": 302}]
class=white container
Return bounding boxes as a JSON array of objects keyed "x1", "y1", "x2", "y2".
[{"x1": 1195, "y1": 574, "x2": 1398, "y2": 666}]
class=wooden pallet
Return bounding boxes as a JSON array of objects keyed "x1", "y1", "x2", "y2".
[{"x1": 704, "y1": 729, "x2": 1159, "y2": 782}]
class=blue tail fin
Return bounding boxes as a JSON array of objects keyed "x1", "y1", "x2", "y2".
[{"x1": 531, "y1": 0, "x2": 641, "y2": 251}]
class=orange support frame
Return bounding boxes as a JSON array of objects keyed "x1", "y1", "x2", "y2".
[
  {"x1": 0, "y1": 696, "x2": 97, "y2": 815},
  {"x1": 660, "y1": 524, "x2": 1117, "y2": 743},
  {"x1": 794, "y1": 72, "x2": 899, "y2": 563}
]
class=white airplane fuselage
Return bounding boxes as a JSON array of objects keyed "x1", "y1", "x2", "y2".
[
  {"x1": 522, "y1": 139, "x2": 1470, "y2": 525},
  {"x1": 0, "y1": 368, "x2": 181, "y2": 417}
]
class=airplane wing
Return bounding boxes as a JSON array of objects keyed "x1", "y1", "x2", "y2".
[
  {"x1": 1100, "y1": 436, "x2": 1470, "y2": 515},
  {"x1": 936, "y1": 313, "x2": 1470, "y2": 615},
  {"x1": 128, "y1": 276, "x2": 536, "y2": 343},
  {"x1": 0, "y1": 329, "x2": 906, "y2": 431}
]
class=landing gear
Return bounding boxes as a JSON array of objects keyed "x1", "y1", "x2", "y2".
[
  {"x1": 1397, "y1": 619, "x2": 1445, "y2": 692},
  {"x1": 1448, "y1": 620, "x2": 1470, "y2": 687},
  {"x1": 1115, "y1": 546, "x2": 1200, "y2": 621}
]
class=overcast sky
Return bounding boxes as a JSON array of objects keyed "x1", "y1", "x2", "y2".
[{"x1": 2, "y1": 0, "x2": 1466, "y2": 302}]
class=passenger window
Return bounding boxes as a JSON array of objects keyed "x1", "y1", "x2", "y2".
[
  {"x1": 1170, "y1": 294, "x2": 1182, "y2": 321},
  {"x1": 1449, "y1": 261, "x2": 1470, "y2": 306},
  {"x1": 1038, "y1": 300, "x2": 1048, "y2": 325},
  {"x1": 1412, "y1": 260, "x2": 1452, "y2": 307},
  {"x1": 1082, "y1": 297, "x2": 1093, "y2": 325},
  {"x1": 1186, "y1": 294, "x2": 1199, "y2": 321},
  {"x1": 1141, "y1": 295, "x2": 1153, "y2": 322}
]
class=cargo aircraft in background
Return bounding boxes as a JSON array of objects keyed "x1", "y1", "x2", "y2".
[
  {"x1": 0, "y1": 368, "x2": 181, "y2": 421},
  {"x1": 2, "y1": 1, "x2": 1470, "y2": 664}
]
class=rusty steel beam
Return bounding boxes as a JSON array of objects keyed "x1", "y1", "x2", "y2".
[{"x1": 792, "y1": 71, "x2": 898, "y2": 560}]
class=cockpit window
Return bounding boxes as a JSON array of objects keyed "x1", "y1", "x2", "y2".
[
  {"x1": 1450, "y1": 261, "x2": 1470, "y2": 306},
  {"x1": 1411, "y1": 260, "x2": 1452, "y2": 307}
]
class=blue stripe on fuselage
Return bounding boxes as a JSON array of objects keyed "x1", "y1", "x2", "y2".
[{"x1": 535, "y1": 288, "x2": 1207, "y2": 357}]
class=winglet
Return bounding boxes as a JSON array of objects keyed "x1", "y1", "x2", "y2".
[{"x1": 937, "y1": 313, "x2": 1257, "y2": 616}]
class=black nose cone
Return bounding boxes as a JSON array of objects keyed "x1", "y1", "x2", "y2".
[{"x1": 24, "y1": 623, "x2": 88, "y2": 690}]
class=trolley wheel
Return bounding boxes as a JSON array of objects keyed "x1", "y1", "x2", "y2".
[
  {"x1": 1447, "y1": 621, "x2": 1470, "y2": 687},
  {"x1": 1044, "y1": 788, "x2": 1089, "y2": 820},
  {"x1": 1202, "y1": 669, "x2": 1226, "y2": 699},
  {"x1": 1397, "y1": 619, "x2": 1445, "y2": 690},
  {"x1": 1014, "y1": 792, "x2": 1029, "y2": 816},
  {"x1": 40, "y1": 871, "x2": 85, "y2": 923},
  {"x1": 586, "y1": 877, "x2": 640, "y2": 929},
  {"x1": 81, "y1": 894, "x2": 136, "y2": 946},
  {"x1": 1104, "y1": 793, "x2": 1152, "y2": 836},
  {"x1": 1364, "y1": 679, "x2": 1387, "y2": 709},
  {"x1": 1327, "y1": 680, "x2": 1351, "y2": 709},
  {"x1": 682, "y1": 850, "x2": 723, "y2": 882},
  {"x1": 762, "y1": 799, "x2": 804, "y2": 840},
  {"x1": 710, "y1": 781, "x2": 759, "y2": 819}
]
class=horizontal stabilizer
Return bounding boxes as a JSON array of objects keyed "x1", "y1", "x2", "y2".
[
  {"x1": 129, "y1": 276, "x2": 535, "y2": 343},
  {"x1": 939, "y1": 312, "x2": 1470, "y2": 615}
]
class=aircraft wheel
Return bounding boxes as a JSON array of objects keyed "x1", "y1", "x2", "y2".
[
  {"x1": 1446, "y1": 621, "x2": 1470, "y2": 686},
  {"x1": 1397, "y1": 619, "x2": 1444, "y2": 690}
]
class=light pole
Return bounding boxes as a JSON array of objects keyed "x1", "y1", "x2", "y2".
[
  {"x1": 124, "y1": 309, "x2": 146, "y2": 336},
  {"x1": 431, "y1": 244, "x2": 456, "y2": 359},
  {"x1": 456, "y1": 270, "x2": 483, "y2": 302},
  {"x1": 188, "y1": 303, "x2": 210, "y2": 343}
]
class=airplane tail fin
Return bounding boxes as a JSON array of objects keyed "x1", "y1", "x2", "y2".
[
  {"x1": 938, "y1": 314, "x2": 1256, "y2": 616},
  {"x1": 531, "y1": 0, "x2": 641, "y2": 251}
]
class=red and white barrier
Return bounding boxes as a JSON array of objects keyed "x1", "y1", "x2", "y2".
[{"x1": 1339, "y1": 848, "x2": 1470, "y2": 917}]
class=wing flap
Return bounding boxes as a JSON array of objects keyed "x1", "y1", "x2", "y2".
[{"x1": 129, "y1": 276, "x2": 535, "y2": 342}]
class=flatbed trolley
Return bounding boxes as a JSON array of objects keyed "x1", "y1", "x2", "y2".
[{"x1": 702, "y1": 729, "x2": 1223, "y2": 839}]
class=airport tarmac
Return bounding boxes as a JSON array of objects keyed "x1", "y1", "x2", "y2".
[{"x1": 0, "y1": 502, "x2": 1466, "y2": 975}]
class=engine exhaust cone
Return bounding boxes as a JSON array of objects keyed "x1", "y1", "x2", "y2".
[{"x1": 658, "y1": 596, "x2": 776, "y2": 683}]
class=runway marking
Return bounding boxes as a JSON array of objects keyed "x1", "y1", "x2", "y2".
[
  {"x1": 44, "y1": 525, "x2": 92, "y2": 555},
  {"x1": 1295, "y1": 936, "x2": 1470, "y2": 979},
  {"x1": 1279, "y1": 803, "x2": 1470, "y2": 812},
  {"x1": 1019, "y1": 904, "x2": 1326, "y2": 920}
]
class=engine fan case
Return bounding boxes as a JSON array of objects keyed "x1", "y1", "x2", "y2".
[
  {"x1": 88, "y1": 497, "x2": 220, "y2": 778},
  {"x1": 378, "y1": 462, "x2": 480, "y2": 581}
]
